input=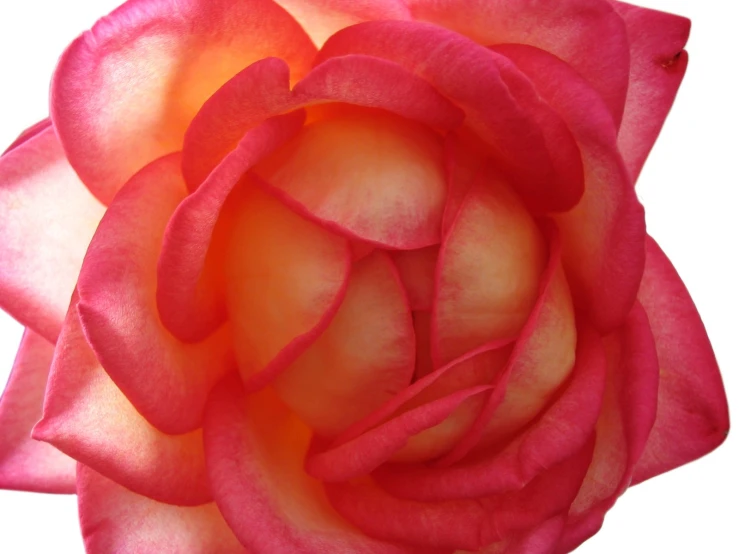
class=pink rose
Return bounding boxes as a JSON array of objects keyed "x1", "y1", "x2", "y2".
[{"x1": 0, "y1": 0, "x2": 729, "y2": 552}]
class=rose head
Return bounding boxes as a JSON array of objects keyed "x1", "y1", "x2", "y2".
[{"x1": 0, "y1": 0, "x2": 730, "y2": 552}]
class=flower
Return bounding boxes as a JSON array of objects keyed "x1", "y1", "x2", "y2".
[{"x1": 0, "y1": 0, "x2": 730, "y2": 552}]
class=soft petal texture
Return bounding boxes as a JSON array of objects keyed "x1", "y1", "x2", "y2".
[
  {"x1": 476, "y1": 516, "x2": 567, "y2": 554},
  {"x1": 0, "y1": 330, "x2": 76, "y2": 493},
  {"x1": 0, "y1": 126, "x2": 104, "y2": 342},
  {"x1": 325, "y1": 437, "x2": 594, "y2": 551},
  {"x1": 76, "y1": 154, "x2": 233, "y2": 435},
  {"x1": 406, "y1": 0, "x2": 630, "y2": 126},
  {"x1": 254, "y1": 109, "x2": 447, "y2": 249},
  {"x1": 226, "y1": 184, "x2": 351, "y2": 392},
  {"x1": 204, "y1": 377, "x2": 431, "y2": 554},
  {"x1": 33, "y1": 295, "x2": 211, "y2": 506},
  {"x1": 3, "y1": 118, "x2": 52, "y2": 154},
  {"x1": 159, "y1": 111, "x2": 307, "y2": 342},
  {"x1": 375, "y1": 324, "x2": 606, "y2": 501},
  {"x1": 633, "y1": 237, "x2": 729, "y2": 483},
  {"x1": 274, "y1": 251, "x2": 415, "y2": 437},
  {"x1": 433, "y1": 174, "x2": 546, "y2": 366},
  {"x1": 557, "y1": 303, "x2": 659, "y2": 551},
  {"x1": 611, "y1": 0, "x2": 691, "y2": 182},
  {"x1": 317, "y1": 21, "x2": 585, "y2": 214},
  {"x1": 493, "y1": 44, "x2": 646, "y2": 332},
  {"x1": 51, "y1": 0, "x2": 316, "y2": 204},
  {"x1": 273, "y1": 0, "x2": 411, "y2": 46},
  {"x1": 390, "y1": 247, "x2": 439, "y2": 312},
  {"x1": 77, "y1": 464, "x2": 245, "y2": 554}
]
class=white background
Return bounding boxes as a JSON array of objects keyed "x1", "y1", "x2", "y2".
[{"x1": 0, "y1": 0, "x2": 736, "y2": 552}]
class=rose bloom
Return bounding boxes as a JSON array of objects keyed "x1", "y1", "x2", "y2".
[{"x1": 0, "y1": 0, "x2": 730, "y2": 552}]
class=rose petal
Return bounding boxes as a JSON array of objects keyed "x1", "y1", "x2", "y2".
[
  {"x1": 375, "y1": 323, "x2": 606, "y2": 501},
  {"x1": 254, "y1": 108, "x2": 448, "y2": 249},
  {"x1": 433, "y1": 171, "x2": 546, "y2": 366},
  {"x1": 558, "y1": 302, "x2": 659, "y2": 551},
  {"x1": 2, "y1": 118, "x2": 52, "y2": 154},
  {"x1": 159, "y1": 110, "x2": 307, "y2": 342},
  {"x1": 51, "y1": 0, "x2": 316, "y2": 204},
  {"x1": 632, "y1": 237, "x2": 729, "y2": 483},
  {"x1": 33, "y1": 294, "x2": 210, "y2": 506},
  {"x1": 225, "y1": 184, "x2": 351, "y2": 392},
  {"x1": 317, "y1": 21, "x2": 585, "y2": 214},
  {"x1": 76, "y1": 154, "x2": 233, "y2": 435},
  {"x1": 274, "y1": 251, "x2": 415, "y2": 437},
  {"x1": 273, "y1": 0, "x2": 411, "y2": 46},
  {"x1": 390, "y1": 247, "x2": 438, "y2": 312},
  {"x1": 325, "y1": 437, "x2": 594, "y2": 551},
  {"x1": 0, "y1": 126, "x2": 104, "y2": 342},
  {"x1": 611, "y1": 0, "x2": 691, "y2": 182},
  {"x1": 203, "y1": 376, "x2": 431, "y2": 554},
  {"x1": 77, "y1": 464, "x2": 244, "y2": 554},
  {"x1": 493, "y1": 43, "x2": 646, "y2": 332},
  {"x1": 406, "y1": 0, "x2": 630, "y2": 126},
  {"x1": 0, "y1": 330, "x2": 76, "y2": 493},
  {"x1": 476, "y1": 516, "x2": 567, "y2": 554}
]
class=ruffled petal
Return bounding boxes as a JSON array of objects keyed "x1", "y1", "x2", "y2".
[
  {"x1": 225, "y1": 184, "x2": 351, "y2": 392},
  {"x1": 274, "y1": 251, "x2": 415, "y2": 437},
  {"x1": 493, "y1": 43, "x2": 646, "y2": 332},
  {"x1": 254, "y1": 108, "x2": 448, "y2": 249},
  {"x1": 77, "y1": 465, "x2": 245, "y2": 554},
  {"x1": 76, "y1": 154, "x2": 233, "y2": 434},
  {"x1": 317, "y1": 21, "x2": 585, "y2": 215},
  {"x1": 273, "y1": 0, "x2": 411, "y2": 46},
  {"x1": 375, "y1": 324, "x2": 606, "y2": 502},
  {"x1": 557, "y1": 302, "x2": 659, "y2": 551},
  {"x1": 203, "y1": 377, "x2": 432, "y2": 554},
  {"x1": 33, "y1": 295, "x2": 210, "y2": 506},
  {"x1": 407, "y1": 0, "x2": 630, "y2": 126},
  {"x1": 0, "y1": 126, "x2": 104, "y2": 342},
  {"x1": 611, "y1": 0, "x2": 691, "y2": 182},
  {"x1": 325, "y1": 437, "x2": 594, "y2": 551},
  {"x1": 433, "y1": 171, "x2": 546, "y2": 365},
  {"x1": 633, "y1": 237, "x2": 729, "y2": 483},
  {"x1": 51, "y1": 0, "x2": 316, "y2": 204},
  {"x1": 0, "y1": 330, "x2": 75, "y2": 493},
  {"x1": 476, "y1": 516, "x2": 567, "y2": 554}
]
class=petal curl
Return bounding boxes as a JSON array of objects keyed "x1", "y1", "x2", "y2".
[
  {"x1": 76, "y1": 154, "x2": 233, "y2": 434},
  {"x1": 632, "y1": 237, "x2": 729, "y2": 483},
  {"x1": 204, "y1": 377, "x2": 432, "y2": 554},
  {"x1": 0, "y1": 330, "x2": 76, "y2": 493},
  {"x1": 2, "y1": 118, "x2": 52, "y2": 154},
  {"x1": 78, "y1": 465, "x2": 244, "y2": 554},
  {"x1": 274, "y1": 251, "x2": 415, "y2": 437},
  {"x1": 33, "y1": 295, "x2": 211, "y2": 506},
  {"x1": 407, "y1": 0, "x2": 630, "y2": 126},
  {"x1": 0, "y1": 126, "x2": 104, "y2": 342},
  {"x1": 51, "y1": 0, "x2": 316, "y2": 204},
  {"x1": 611, "y1": 0, "x2": 691, "y2": 182},
  {"x1": 317, "y1": 21, "x2": 585, "y2": 214},
  {"x1": 493, "y1": 43, "x2": 646, "y2": 332}
]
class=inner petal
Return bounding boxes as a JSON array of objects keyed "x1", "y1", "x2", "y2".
[
  {"x1": 273, "y1": 251, "x2": 415, "y2": 438},
  {"x1": 433, "y1": 170, "x2": 547, "y2": 366},
  {"x1": 225, "y1": 184, "x2": 351, "y2": 390},
  {"x1": 253, "y1": 109, "x2": 447, "y2": 249}
]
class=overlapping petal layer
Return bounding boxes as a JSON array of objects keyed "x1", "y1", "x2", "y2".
[{"x1": 0, "y1": 330, "x2": 76, "y2": 493}]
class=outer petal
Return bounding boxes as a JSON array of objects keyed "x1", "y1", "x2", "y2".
[
  {"x1": 77, "y1": 465, "x2": 245, "y2": 554},
  {"x1": 317, "y1": 21, "x2": 585, "y2": 215},
  {"x1": 203, "y1": 376, "x2": 434, "y2": 554},
  {"x1": 0, "y1": 330, "x2": 76, "y2": 493},
  {"x1": 407, "y1": 0, "x2": 630, "y2": 126},
  {"x1": 0, "y1": 126, "x2": 104, "y2": 343},
  {"x1": 33, "y1": 295, "x2": 211, "y2": 506},
  {"x1": 76, "y1": 154, "x2": 233, "y2": 434},
  {"x1": 273, "y1": 0, "x2": 411, "y2": 46},
  {"x1": 2, "y1": 118, "x2": 52, "y2": 154},
  {"x1": 557, "y1": 303, "x2": 660, "y2": 551},
  {"x1": 51, "y1": 0, "x2": 316, "y2": 204},
  {"x1": 611, "y1": 0, "x2": 691, "y2": 182},
  {"x1": 493, "y1": 44, "x2": 646, "y2": 332},
  {"x1": 633, "y1": 237, "x2": 729, "y2": 483},
  {"x1": 476, "y1": 516, "x2": 567, "y2": 554}
]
